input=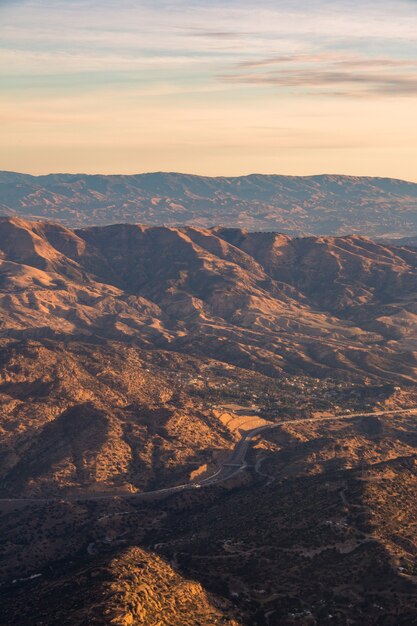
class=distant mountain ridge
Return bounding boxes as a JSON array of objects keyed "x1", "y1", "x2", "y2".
[{"x1": 1, "y1": 171, "x2": 417, "y2": 237}]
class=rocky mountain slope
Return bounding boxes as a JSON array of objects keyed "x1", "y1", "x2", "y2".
[
  {"x1": 0, "y1": 339, "x2": 243, "y2": 497},
  {"x1": 1, "y1": 217, "x2": 416, "y2": 384},
  {"x1": 1, "y1": 546, "x2": 242, "y2": 626},
  {"x1": 1, "y1": 171, "x2": 417, "y2": 237},
  {"x1": 2, "y1": 410, "x2": 417, "y2": 625},
  {"x1": 1, "y1": 216, "x2": 417, "y2": 624},
  {"x1": 1, "y1": 215, "x2": 416, "y2": 500}
]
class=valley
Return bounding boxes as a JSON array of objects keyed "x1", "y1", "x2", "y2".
[{"x1": 1, "y1": 405, "x2": 417, "y2": 625}]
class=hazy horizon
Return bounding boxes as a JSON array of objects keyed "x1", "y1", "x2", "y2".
[{"x1": 2, "y1": 168, "x2": 417, "y2": 184}]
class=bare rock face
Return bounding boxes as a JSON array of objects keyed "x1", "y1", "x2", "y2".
[{"x1": 1, "y1": 171, "x2": 417, "y2": 237}]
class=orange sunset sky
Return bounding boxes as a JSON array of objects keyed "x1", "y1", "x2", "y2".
[{"x1": 1, "y1": 0, "x2": 416, "y2": 181}]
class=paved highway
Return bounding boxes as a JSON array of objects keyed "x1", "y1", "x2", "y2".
[{"x1": 1, "y1": 407, "x2": 416, "y2": 505}]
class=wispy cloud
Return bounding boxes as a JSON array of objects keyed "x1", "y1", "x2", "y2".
[
  {"x1": 237, "y1": 54, "x2": 417, "y2": 71},
  {"x1": 184, "y1": 29, "x2": 251, "y2": 40},
  {"x1": 223, "y1": 53, "x2": 417, "y2": 97}
]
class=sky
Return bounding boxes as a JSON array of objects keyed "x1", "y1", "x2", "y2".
[{"x1": 0, "y1": 0, "x2": 416, "y2": 180}]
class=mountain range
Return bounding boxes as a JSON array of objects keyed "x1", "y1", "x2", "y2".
[
  {"x1": 1, "y1": 171, "x2": 417, "y2": 237},
  {"x1": 1, "y1": 215, "x2": 417, "y2": 624},
  {"x1": 1, "y1": 216, "x2": 417, "y2": 384}
]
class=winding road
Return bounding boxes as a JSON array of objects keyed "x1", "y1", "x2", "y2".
[{"x1": 1, "y1": 407, "x2": 416, "y2": 506}]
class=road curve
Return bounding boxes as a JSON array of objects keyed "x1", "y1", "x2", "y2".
[{"x1": 1, "y1": 407, "x2": 416, "y2": 505}]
